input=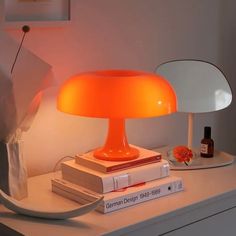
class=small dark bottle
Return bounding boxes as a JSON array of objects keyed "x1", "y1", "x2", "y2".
[{"x1": 200, "y1": 126, "x2": 214, "y2": 158}]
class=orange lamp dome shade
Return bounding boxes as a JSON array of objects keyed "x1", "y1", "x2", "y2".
[{"x1": 57, "y1": 70, "x2": 177, "y2": 161}]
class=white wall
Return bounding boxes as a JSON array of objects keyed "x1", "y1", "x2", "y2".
[
  {"x1": 216, "y1": 0, "x2": 236, "y2": 153},
  {"x1": 0, "y1": 0, "x2": 235, "y2": 176}
]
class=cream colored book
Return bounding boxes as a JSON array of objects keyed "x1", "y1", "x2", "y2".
[
  {"x1": 75, "y1": 146, "x2": 162, "y2": 173},
  {"x1": 61, "y1": 159, "x2": 169, "y2": 193},
  {"x1": 52, "y1": 176, "x2": 184, "y2": 213}
]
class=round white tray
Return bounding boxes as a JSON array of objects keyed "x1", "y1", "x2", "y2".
[{"x1": 153, "y1": 147, "x2": 235, "y2": 170}]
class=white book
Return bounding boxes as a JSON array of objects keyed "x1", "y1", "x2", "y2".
[
  {"x1": 61, "y1": 159, "x2": 169, "y2": 193},
  {"x1": 52, "y1": 176, "x2": 184, "y2": 213}
]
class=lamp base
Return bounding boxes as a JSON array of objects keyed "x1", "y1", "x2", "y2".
[{"x1": 93, "y1": 146, "x2": 139, "y2": 161}]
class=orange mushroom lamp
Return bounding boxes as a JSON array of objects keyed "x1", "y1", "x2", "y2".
[{"x1": 57, "y1": 70, "x2": 176, "y2": 161}]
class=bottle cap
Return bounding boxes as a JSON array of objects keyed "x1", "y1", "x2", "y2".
[{"x1": 204, "y1": 126, "x2": 211, "y2": 138}]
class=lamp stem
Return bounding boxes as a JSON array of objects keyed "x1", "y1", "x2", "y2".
[
  {"x1": 105, "y1": 118, "x2": 128, "y2": 148},
  {"x1": 187, "y1": 112, "x2": 194, "y2": 150},
  {"x1": 93, "y1": 118, "x2": 139, "y2": 161}
]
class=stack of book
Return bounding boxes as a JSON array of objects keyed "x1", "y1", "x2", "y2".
[{"x1": 52, "y1": 146, "x2": 184, "y2": 213}]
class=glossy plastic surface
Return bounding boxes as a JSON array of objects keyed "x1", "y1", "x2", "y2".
[
  {"x1": 94, "y1": 118, "x2": 139, "y2": 161},
  {"x1": 57, "y1": 70, "x2": 177, "y2": 118},
  {"x1": 57, "y1": 69, "x2": 177, "y2": 161}
]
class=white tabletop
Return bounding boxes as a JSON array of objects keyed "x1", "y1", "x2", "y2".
[{"x1": 0, "y1": 153, "x2": 236, "y2": 236}]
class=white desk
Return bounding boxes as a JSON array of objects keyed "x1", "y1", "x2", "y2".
[{"x1": 1, "y1": 156, "x2": 236, "y2": 236}]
